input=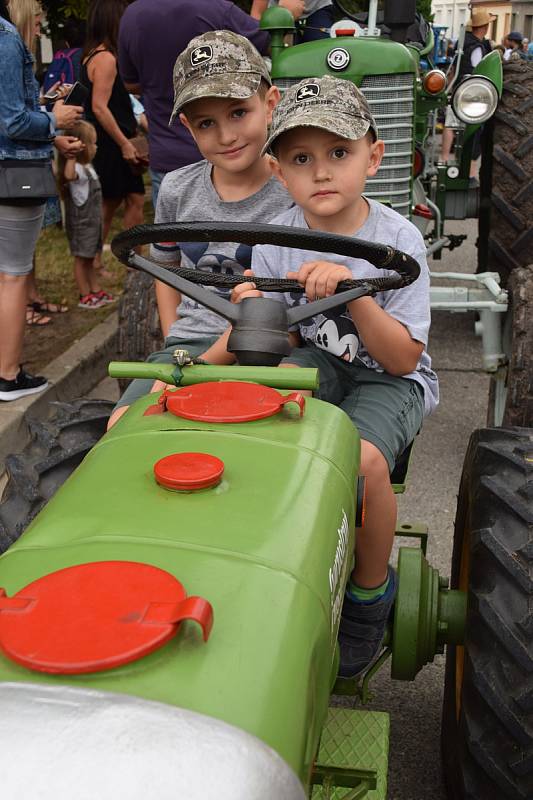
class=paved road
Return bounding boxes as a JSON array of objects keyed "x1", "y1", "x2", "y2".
[
  {"x1": 90, "y1": 219, "x2": 487, "y2": 800},
  {"x1": 331, "y1": 218, "x2": 489, "y2": 800}
]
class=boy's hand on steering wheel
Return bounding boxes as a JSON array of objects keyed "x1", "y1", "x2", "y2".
[
  {"x1": 231, "y1": 270, "x2": 263, "y2": 303},
  {"x1": 288, "y1": 261, "x2": 353, "y2": 301}
]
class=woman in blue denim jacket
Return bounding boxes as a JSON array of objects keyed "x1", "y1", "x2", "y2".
[{"x1": 0, "y1": 0, "x2": 83, "y2": 401}]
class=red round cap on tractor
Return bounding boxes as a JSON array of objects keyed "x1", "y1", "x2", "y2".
[
  {"x1": 154, "y1": 452, "x2": 224, "y2": 491},
  {"x1": 165, "y1": 381, "x2": 305, "y2": 423},
  {"x1": 0, "y1": 561, "x2": 213, "y2": 674}
]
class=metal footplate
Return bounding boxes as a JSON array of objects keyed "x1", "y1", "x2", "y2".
[{"x1": 311, "y1": 708, "x2": 389, "y2": 799}]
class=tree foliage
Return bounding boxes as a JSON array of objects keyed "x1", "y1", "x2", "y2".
[
  {"x1": 41, "y1": 0, "x2": 88, "y2": 40},
  {"x1": 42, "y1": 0, "x2": 433, "y2": 40}
]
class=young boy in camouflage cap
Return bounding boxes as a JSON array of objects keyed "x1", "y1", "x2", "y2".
[
  {"x1": 206, "y1": 75, "x2": 439, "y2": 678},
  {"x1": 108, "y1": 30, "x2": 292, "y2": 428}
]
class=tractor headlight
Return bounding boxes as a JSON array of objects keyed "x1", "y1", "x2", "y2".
[{"x1": 452, "y1": 77, "x2": 498, "y2": 125}]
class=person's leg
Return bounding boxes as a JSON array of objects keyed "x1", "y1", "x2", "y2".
[
  {"x1": 337, "y1": 373, "x2": 425, "y2": 677},
  {"x1": 0, "y1": 272, "x2": 29, "y2": 380},
  {"x1": 74, "y1": 256, "x2": 97, "y2": 297},
  {"x1": 101, "y1": 197, "x2": 122, "y2": 244},
  {"x1": 352, "y1": 440, "x2": 395, "y2": 588},
  {"x1": 123, "y1": 192, "x2": 145, "y2": 230},
  {"x1": 441, "y1": 126, "x2": 454, "y2": 162},
  {"x1": 0, "y1": 203, "x2": 47, "y2": 390}
]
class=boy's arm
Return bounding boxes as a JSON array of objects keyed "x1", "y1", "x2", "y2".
[
  {"x1": 290, "y1": 258, "x2": 424, "y2": 376},
  {"x1": 200, "y1": 264, "x2": 300, "y2": 364}
]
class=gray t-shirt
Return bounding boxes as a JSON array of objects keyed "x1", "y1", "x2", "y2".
[
  {"x1": 252, "y1": 200, "x2": 439, "y2": 415},
  {"x1": 268, "y1": 0, "x2": 332, "y2": 18},
  {"x1": 151, "y1": 160, "x2": 292, "y2": 340}
]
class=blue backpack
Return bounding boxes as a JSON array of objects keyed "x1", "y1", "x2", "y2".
[{"x1": 42, "y1": 48, "x2": 82, "y2": 92}]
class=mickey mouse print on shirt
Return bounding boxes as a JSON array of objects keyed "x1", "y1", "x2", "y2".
[{"x1": 300, "y1": 305, "x2": 379, "y2": 369}]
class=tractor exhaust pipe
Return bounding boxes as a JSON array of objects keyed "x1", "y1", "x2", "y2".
[{"x1": 384, "y1": 0, "x2": 416, "y2": 43}]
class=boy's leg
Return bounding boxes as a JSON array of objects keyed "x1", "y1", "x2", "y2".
[
  {"x1": 107, "y1": 337, "x2": 217, "y2": 429},
  {"x1": 352, "y1": 440, "x2": 395, "y2": 589},
  {"x1": 74, "y1": 256, "x2": 99, "y2": 297},
  {"x1": 337, "y1": 370, "x2": 424, "y2": 677}
]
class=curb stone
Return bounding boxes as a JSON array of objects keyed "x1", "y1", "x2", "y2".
[{"x1": 0, "y1": 311, "x2": 118, "y2": 471}]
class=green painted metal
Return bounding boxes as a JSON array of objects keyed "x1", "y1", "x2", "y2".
[
  {"x1": 461, "y1": 50, "x2": 503, "y2": 149},
  {"x1": 473, "y1": 50, "x2": 503, "y2": 97},
  {"x1": 259, "y1": 6, "x2": 295, "y2": 62},
  {"x1": 259, "y1": 4, "x2": 295, "y2": 32},
  {"x1": 311, "y1": 708, "x2": 389, "y2": 799},
  {"x1": 0, "y1": 389, "x2": 359, "y2": 789},
  {"x1": 108, "y1": 361, "x2": 319, "y2": 392},
  {"x1": 394, "y1": 522, "x2": 429, "y2": 556},
  {"x1": 332, "y1": 648, "x2": 392, "y2": 703},
  {"x1": 392, "y1": 547, "x2": 466, "y2": 680},
  {"x1": 270, "y1": 36, "x2": 417, "y2": 85}
]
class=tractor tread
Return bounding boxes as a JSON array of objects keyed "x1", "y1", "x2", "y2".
[
  {"x1": 442, "y1": 428, "x2": 533, "y2": 799},
  {"x1": 480, "y1": 60, "x2": 533, "y2": 287},
  {"x1": 0, "y1": 399, "x2": 113, "y2": 552},
  {"x1": 491, "y1": 189, "x2": 525, "y2": 229}
]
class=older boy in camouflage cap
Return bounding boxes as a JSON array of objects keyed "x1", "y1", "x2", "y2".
[
  {"x1": 108, "y1": 31, "x2": 292, "y2": 428},
  {"x1": 214, "y1": 75, "x2": 439, "y2": 679}
]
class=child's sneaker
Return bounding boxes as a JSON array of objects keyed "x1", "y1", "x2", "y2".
[
  {"x1": 94, "y1": 290, "x2": 115, "y2": 304},
  {"x1": 337, "y1": 567, "x2": 398, "y2": 679},
  {"x1": 78, "y1": 293, "x2": 106, "y2": 309},
  {"x1": 0, "y1": 368, "x2": 48, "y2": 402}
]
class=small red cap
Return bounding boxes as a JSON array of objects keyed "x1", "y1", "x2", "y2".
[{"x1": 154, "y1": 452, "x2": 224, "y2": 491}]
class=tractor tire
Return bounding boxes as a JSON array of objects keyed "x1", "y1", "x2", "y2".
[
  {"x1": 0, "y1": 399, "x2": 113, "y2": 553},
  {"x1": 117, "y1": 270, "x2": 163, "y2": 392},
  {"x1": 479, "y1": 60, "x2": 533, "y2": 287},
  {"x1": 441, "y1": 427, "x2": 533, "y2": 800},
  {"x1": 487, "y1": 264, "x2": 533, "y2": 428}
]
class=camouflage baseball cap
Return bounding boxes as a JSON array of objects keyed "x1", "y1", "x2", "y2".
[
  {"x1": 263, "y1": 76, "x2": 378, "y2": 155},
  {"x1": 170, "y1": 30, "x2": 271, "y2": 123}
]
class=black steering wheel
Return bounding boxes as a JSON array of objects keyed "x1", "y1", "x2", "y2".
[{"x1": 112, "y1": 222, "x2": 419, "y2": 366}]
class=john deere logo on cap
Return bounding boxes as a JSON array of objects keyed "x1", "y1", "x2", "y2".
[
  {"x1": 190, "y1": 45, "x2": 213, "y2": 67},
  {"x1": 296, "y1": 83, "x2": 320, "y2": 101},
  {"x1": 327, "y1": 48, "x2": 350, "y2": 70}
]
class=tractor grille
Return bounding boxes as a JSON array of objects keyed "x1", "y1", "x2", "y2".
[{"x1": 274, "y1": 73, "x2": 415, "y2": 217}]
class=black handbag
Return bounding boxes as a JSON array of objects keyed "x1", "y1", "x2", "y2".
[{"x1": 0, "y1": 159, "x2": 57, "y2": 200}]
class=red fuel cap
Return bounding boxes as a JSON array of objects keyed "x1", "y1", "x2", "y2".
[
  {"x1": 0, "y1": 561, "x2": 213, "y2": 674},
  {"x1": 164, "y1": 381, "x2": 305, "y2": 423},
  {"x1": 154, "y1": 452, "x2": 224, "y2": 491}
]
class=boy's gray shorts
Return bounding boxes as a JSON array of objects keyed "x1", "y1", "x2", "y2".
[
  {"x1": 114, "y1": 336, "x2": 218, "y2": 411},
  {"x1": 282, "y1": 344, "x2": 425, "y2": 473}
]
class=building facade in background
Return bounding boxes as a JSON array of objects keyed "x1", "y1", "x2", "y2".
[
  {"x1": 431, "y1": 0, "x2": 533, "y2": 42},
  {"x1": 508, "y1": 0, "x2": 533, "y2": 38},
  {"x1": 432, "y1": 0, "x2": 470, "y2": 39}
]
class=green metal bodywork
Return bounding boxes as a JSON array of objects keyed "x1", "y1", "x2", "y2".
[
  {"x1": 270, "y1": 34, "x2": 417, "y2": 87},
  {"x1": 0, "y1": 389, "x2": 359, "y2": 789}
]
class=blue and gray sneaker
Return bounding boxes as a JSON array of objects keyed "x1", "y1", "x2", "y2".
[{"x1": 338, "y1": 566, "x2": 398, "y2": 679}]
